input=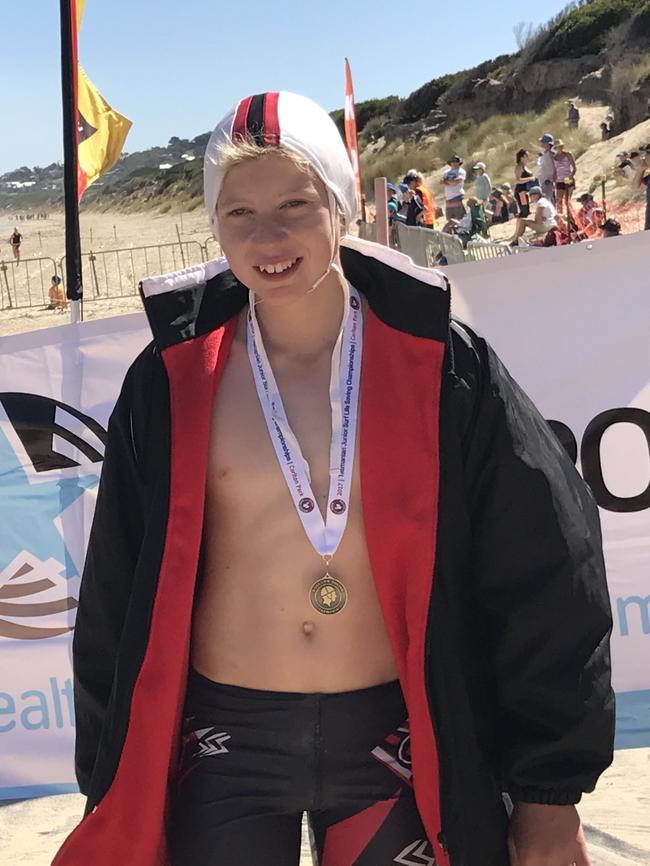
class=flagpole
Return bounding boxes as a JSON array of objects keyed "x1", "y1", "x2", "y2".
[{"x1": 60, "y1": 0, "x2": 83, "y2": 323}]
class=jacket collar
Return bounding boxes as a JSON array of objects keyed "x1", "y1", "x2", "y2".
[{"x1": 139, "y1": 236, "x2": 451, "y2": 351}]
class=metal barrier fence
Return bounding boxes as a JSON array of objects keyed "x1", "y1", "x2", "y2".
[
  {"x1": 0, "y1": 257, "x2": 61, "y2": 310},
  {"x1": 204, "y1": 236, "x2": 222, "y2": 261},
  {"x1": 465, "y1": 240, "x2": 519, "y2": 261},
  {"x1": 61, "y1": 241, "x2": 207, "y2": 303},
  {"x1": 393, "y1": 223, "x2": 467, "y2": 267},
  {"x1": 1, "y1": 241, "x2": 215, "y2": 311}
]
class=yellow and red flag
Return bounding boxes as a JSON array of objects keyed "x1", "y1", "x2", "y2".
[
  {"x1": 73, "y1": 0, "x2": 132, "y2": 199},
  {"x1": 344, "y1": 58, "x2": 363, "y2": 211}
]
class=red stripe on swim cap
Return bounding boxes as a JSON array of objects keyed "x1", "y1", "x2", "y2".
[
  {"x1": 232, "y1": 95, "x2": 254, "y2": 142},
  {"x1": 263, "y1": 92, "x2": 281, "y2": 145}
]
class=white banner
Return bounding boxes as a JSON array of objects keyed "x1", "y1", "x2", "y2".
[
  {"x1": 0, "y1": 313, "x2": 150, "y2": 799},
  {"x1": 447, "y1": 231, "x2": 650, "y2": 749},
  {"x1": 0, "y1": 233, "x2": 648, "y2": 799}
]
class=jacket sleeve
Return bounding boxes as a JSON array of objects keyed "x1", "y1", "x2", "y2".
[
  {"x1": 461, "y1": 329, "x2": 615, "y2": 805},
  {"x1": 72, "y1": 348, "x2": 151, "y2": 795}
]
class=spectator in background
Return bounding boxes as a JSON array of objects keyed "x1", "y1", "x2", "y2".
[
  {"x1": 500, "y1": 182, "x2": 519, "y2": 217},
  {"x1": 616, "y1": 152, "x2": 634, "y2": 180},
  {"x1": 47, "y1": 275, "x2": 69, "y2": 313},
  {"x1": 601, "y1": 218, "x2": 621, "y2": 238},
  {"x1": 403, "y1": 170, "x2": 436, "y2": 229},
  {"x1": 600, "y1": 121, "x2": 611, "y2": 141},
  {"x1": 509, "y1": 185, "x2": 557, "y2": 245},
  {"x1": 472, "y1": 162, "x2": 492, "y2": 204},
  {"x1": 567, "y1": 101, "x2": 580, "y2": 129},
  {"x1": 576, "y1": 193, "x2": 604, "y2": 236},
  {"x1": 514, "y1": 148, "x2": 535, "y2": 217},
  {"x1": 386, "y1": 182, "x2": 400, "y2": 224},
  {"x1": 442, "y1": 196, "x2": 488, "y2": 247},
  {"x1": 9, "y1": 227, "x2": 22, "y2": 263},
  {"x1": 638, "y1": 148, "x2": 650, "y2": 231},
  {"x1": 397, "y1": 183, "x2": 410, "y2": 222},
  {"x1": 486, "y1": 188, "x2": 510, "y2": 224},
  {"x1": 537, "y1": 134, "x2": 557, "y2": 204},
  {"x1": 441, "y1": 156, "x2": 466, "y2": 221},
  {"x1": 553, "y1": 140, "x2": 577, "y2": 212}
]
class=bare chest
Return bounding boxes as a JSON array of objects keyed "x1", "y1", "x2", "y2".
[{"x1": 208, "y1": 339, "x2": 351, "y2": 516}]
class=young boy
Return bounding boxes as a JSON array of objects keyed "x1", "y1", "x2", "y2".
[{"x1": 54, "y1": 92, "x2": 614, "y2": 866}]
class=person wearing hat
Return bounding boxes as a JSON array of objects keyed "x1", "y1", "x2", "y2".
[
  {"x1": 500, "y1": 181, "x2": 518, "y2": 217},
  {"x1": 402, "y1": 169, "x2": 436, "y2": 229},
  {"x1": 58, "y1": 91, "x2": 614, "y2": 866},
  {"x1": 553, "y1": 140, "x2": 577, "y2": 212},
  {"x1": 472, "y1": 161, "x2": 492, "y2": 204},
  {"x1": 385, "y1": 181, "x2": 400, "y2": 225},
  {"x1": 616, "y1": 151, "x2": 634, "y2": 180},
  {"x1": 576, "y1": 192, "x2": 604, "y2": 237},
  {"x1": 442, "y1": 155, "x2": 466, "y2": 220},
  {"x1": 601, "y1": 217, "x2": 622, "y2": 237},
  {"x1": 509, "y1": 184, "x2": 558, "y2": 244},
  {"x1": 537, "y1": 134, "x2": 557, "y2": 204}
]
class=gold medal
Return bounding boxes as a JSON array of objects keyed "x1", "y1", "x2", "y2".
[{"x1": 309, "y1": 575, "x2": 348, "y2": 615}]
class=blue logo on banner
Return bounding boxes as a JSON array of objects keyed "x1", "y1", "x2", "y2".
[{"x1": 0, "y1": 394, "x2": 104, "y2": 640}]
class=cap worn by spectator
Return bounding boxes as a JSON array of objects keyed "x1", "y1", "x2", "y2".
[
  {"x1": 398, "y1": 183, "x2": 409, "y2": 194},
  {"x1": 386, "y1": 182, "x2": 396, "y2": 192},
  {"x1": 578, "y1": 193, "x2": 593, "y2": 203},
  {"x1": 447, "y1": 155, "x2": 463, "y2": 165},
  {"x1": 539, "y1": 134, "x2": 555, "y2": 146},
  {"x1": 601, "y1": 218, "x2": 621, "y2": 236},
  {"x1": 528, "y1": 185, "x2": 543, "y2": 197},
  {"x1": 472, "y1": 162, "x2": 486, "y2": 171}
]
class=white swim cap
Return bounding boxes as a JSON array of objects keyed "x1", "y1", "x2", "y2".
[{"x1": 204, "y1": 91, "x2": 358, "y2": 240}]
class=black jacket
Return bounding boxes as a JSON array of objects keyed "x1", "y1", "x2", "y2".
[{"x1": 53, "y1": 238, "x2": 614, "y2": 866}]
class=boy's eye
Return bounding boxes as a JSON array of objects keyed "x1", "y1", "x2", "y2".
[
  {"x1": 282, "y1": 200, "x2": 306, "y2": 209},
  {"x1": 228, "y1": 208, "x2": 251, "y2": 217}
]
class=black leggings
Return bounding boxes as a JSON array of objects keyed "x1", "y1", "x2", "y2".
[{"x1": 169, "y1": 669, "x2": 435, "y2": 865}]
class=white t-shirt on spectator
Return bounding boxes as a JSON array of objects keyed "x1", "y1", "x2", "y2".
[
  {"x1": 443, "y1": 167, "x2": 466, "y2": 201},
  {"x1": 535, "y1": 196, "x2": 557, "y2": 226}
]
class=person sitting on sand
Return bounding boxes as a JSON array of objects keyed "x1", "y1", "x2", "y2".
[
  {"x1": 486, "y1": 187, "x2": 511, "y2": 225},
  {"x1": 509, "y1": 185, "x2": 558, "y2": 245},
  {"x1": 47, "y1": 275, "x2": 68, "y2": 313},
  {"x1": 576, "y1": 193, "x2": 604, "y2": 238}
]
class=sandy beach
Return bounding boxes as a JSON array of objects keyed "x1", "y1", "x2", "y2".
[{"x1": 1, "y1": 208, "x2": 648, "y2": 863}]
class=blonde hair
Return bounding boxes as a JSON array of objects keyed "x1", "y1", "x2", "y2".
[
  {"x1": 217, "y1": 135, "x2": 311, "y2": 176},
  {"x1": 216, "y1": 135, "x2": 347, "y2": 230}
]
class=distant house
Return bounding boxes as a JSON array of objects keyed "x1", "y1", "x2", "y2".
[
  {"x1": 159, "y1": 163, "x2": 173, "y2": 171},
  {"x1": 181, "y1": 153, "x2": 196, "y2": 162}
]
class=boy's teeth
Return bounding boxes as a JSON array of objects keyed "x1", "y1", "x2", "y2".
[{"x1": 260, "y1": 259, "x2": 295, "y2": 274}]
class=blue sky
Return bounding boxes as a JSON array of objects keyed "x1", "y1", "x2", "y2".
[{"x1": 1, "y1": 0, "x2": 574, "y2": 174}]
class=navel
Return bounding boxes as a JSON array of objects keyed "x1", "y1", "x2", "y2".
[{"x1": 302, "y1": 620, "x2": 315, "y2": 636}]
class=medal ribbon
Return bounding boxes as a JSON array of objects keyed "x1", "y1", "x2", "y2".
[{"x1": 247, "y1": 281, "x2": 363, "y2": 561}]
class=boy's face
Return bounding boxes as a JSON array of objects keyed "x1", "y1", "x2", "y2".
[{"x1": 216, "y1": 152, "x2": 336, "y2": 306}]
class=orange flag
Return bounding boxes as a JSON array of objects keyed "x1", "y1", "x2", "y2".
[{"x1": 344, "y1": 58, "x2": 363, "y2": 212}]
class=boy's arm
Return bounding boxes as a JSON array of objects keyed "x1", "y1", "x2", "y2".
[
  {"x1": 460, "y1": 330, "x2": 615, "y2": 805},
  {"x1": 73, "y1": 348, "x2": 155, "y2": 794}
]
